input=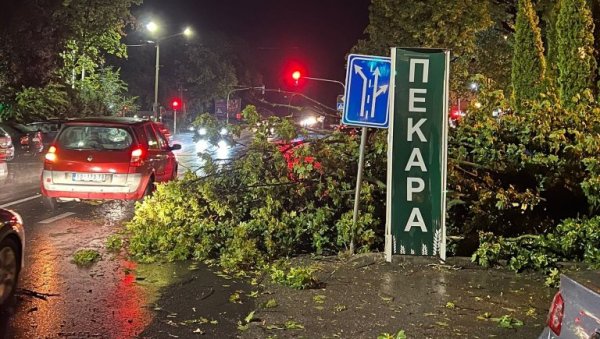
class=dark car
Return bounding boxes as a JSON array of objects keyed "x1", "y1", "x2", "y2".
[
  {"x1": 0, "y1": 126, "x2": 15, "y2": 161},
  {"x1": 27, "y1": 119, "x2": 63, "y2": 149},
  {"x1": 0, "y1": 208, "x2": 25, "y2": 307},
  {"x1": 0, "y1": 122, "x2": 44, "y2": 157},
  {"x1": 41, "y1": 117, "x2": 181, "y2": 206}
]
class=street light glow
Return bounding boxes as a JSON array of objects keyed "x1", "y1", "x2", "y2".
[
  {"x1": 301, "y1": 116, "x2": 318, "y2": 127},
  {"x1": 183, "y1": 27, "x2": 193, "y2": 37},
  {"x1": 146, "y1": 21, "x2": 158, "y2": 33}
]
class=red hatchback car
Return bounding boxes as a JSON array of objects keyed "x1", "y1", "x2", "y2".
[{"x1": 41, "y1": 117, "x2": 180, "y2": 205}]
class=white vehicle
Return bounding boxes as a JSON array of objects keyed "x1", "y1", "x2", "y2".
[{"x1": 538, "y1": 272, "x2": 600, "y2": 338}]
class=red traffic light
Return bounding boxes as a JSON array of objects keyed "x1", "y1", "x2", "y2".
[
  {"x1": 171, "y1": 98, "x2": 181, "y2": 109},
  {"x1": 292, "y1": 71, "x2": 301, "y2": 81},
  {"x1": 282, "y1": 61, "x2": 306, "y2": 88}
]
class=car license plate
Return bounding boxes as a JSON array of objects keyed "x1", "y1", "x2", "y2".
[{"x1": 72, "y1": 173, "x2": 109, "y2": 182}]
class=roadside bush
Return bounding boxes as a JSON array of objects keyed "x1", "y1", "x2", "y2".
[
  {"x1": 126, "y1": 106, "x2": 385, "y2": 270},
  {"x1": 451, "y1": 77, "x2": 600, "y2": 277},
  {"x1": 471, "y1": 216, "x2": 600, "y2": 276},
  {"x1": 449, "y1": 84, "x2": 600, "y2": 241}
]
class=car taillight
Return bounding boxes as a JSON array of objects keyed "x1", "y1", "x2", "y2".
[
  {"x1": 45, "y1": 145, "x2": 57, "y2": 162},
  {"x1": 547, "y1": 291, "x2": 564, "y2": 335},
  {"x1": 130, "y1": 147, "x2": 144, "y2": 166}
]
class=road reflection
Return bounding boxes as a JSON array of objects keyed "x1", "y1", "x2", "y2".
[
  {"x1": 0, "y1": 161, "x2": 7, "y2": 182},
  {"x1": 2, "y1": 202, "x2": 154, "y2": 338},
  {"x1": 106, "y1": 260, "x2": 154, "y2": 338}
]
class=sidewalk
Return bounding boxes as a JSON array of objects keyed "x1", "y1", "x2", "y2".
[
  {"x1": 141, "y1": 254, "x2": 554, "y2": 338},
  {"x1": 241, "y1": 254, "x2": 554, "y2": 338}
]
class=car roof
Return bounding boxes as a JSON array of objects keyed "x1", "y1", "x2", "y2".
[{"x1": 63, "y1": 117, "x2": 149, "y2": 126}]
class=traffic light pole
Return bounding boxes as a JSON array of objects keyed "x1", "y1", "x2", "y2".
[
  {"x1": 226, "y1": 86, "x2": 265, "y2": 124},
  {"x1": 303, "y1": 76, "x2": 345, "y2": 89}
]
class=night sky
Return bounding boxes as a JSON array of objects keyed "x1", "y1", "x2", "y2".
[{"x1": 131, "y1": 0, "x2": 371, "y2": 106}]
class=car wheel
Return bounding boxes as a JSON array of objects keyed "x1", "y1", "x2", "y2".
[
  {"x1": 171, "y1": 165, "x2": 178, "y2": 180},
  {"x1": 142, "y1": 178, "x2": 155, "y2": 199},
  {"x1": 0, "y1": 237, "x2": 20, "y2": 307},
  {"x1": 42, "y1": 196, "x2": 58, "y2": 211}
]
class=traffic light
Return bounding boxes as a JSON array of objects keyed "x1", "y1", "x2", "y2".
[
  {"x1": 282, "y1": 60, "x2": 306, "y2": 88},
  {"x1": 171, "y1": 98, "x2": 181, "y2": 110}
]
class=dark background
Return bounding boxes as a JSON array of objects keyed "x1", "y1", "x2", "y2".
[{"x1": 126, "y1": 0, "x2": 371, "y2": 108}]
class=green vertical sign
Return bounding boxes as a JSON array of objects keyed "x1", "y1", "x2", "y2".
[{"x1": 385, "y1": 48, "x2": 449, "y2": 260}]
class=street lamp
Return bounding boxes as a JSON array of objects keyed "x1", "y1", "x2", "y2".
[
  {"x1": 146, "y1": 21, "x2": 158, "y2": 33},
  {"x1": 147, "y1": 23, "x2": 193, "y2": 121}
]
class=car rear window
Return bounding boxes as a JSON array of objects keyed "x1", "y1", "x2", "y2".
[{"x1": 58, "y1": 125, "x2": 133, "y2": 150}]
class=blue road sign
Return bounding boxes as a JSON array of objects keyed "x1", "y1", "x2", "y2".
[
  {"x1": 336, "y1": 94, "x2": 344, "y2": 112},
  {"x1": 342, "y1": 54, "x2": 391, "y2": 128}
]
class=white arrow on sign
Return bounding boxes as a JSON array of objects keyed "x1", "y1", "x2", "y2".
[
  {"x1": 354, "y1": 64, "x2": 368, "y2": 117},
  {"x1": 370, "y1": 68, "x2": 389, "y2": 118}
]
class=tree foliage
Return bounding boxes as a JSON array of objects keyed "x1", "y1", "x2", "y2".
[
  {"x1": 556, "y1": 0, "x2": 597, "y2": 105},
  {"x1": 0, "y1": 0, "x2": 140, "y2": 120},
  {"x1": 2, "y1": 67, "x2": 137, "y2": 122},
  {"x1": 542, "y1": 0, "x2": 561, "y2": 85},
  {"x1": 353, "y1": 0, "x2": 498, "y2": 94},
  {"x1": 1, "y1": 83, "x2": 69, "y2": 122},
  {"x1": 449, "y1": 86, "x2": 600, "y2": 241},
  {"x1": 174, "y1": 40, "x2": 238, "y2": 112},
  {"x1": 472, "y1": 215, "x2": 600, "y2": 284},
  {"x1": 126, "y1": 106, "x2": 385, "y2": 269},
  {"x1": 69, "y1": 67, "x2": 138, "y2": 117},
  {"x1": 511, "y1": 0, "x2": 546, "y2": 111},
  {"x1": 0, "y1": 0, "x2": 64, "y2": 89}
]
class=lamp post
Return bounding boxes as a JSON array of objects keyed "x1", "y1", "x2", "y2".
[
  {"x1": 153, "y1": 41, "x2": 160, "y2": 120},
  {"x1": 225, "y1": 85, "x2": 265, "y2": 124},
  {"x1": 146, "y1": 22, "x2": 192, "y2": 121}
]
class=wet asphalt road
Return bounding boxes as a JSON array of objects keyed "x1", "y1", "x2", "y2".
[{"x1": 0, "y1": 133, "x2": 252, "y2": 338}]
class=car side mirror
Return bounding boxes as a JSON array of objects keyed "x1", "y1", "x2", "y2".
[{"x1": 170, "y1": 144, "x2": 182, "y2": 151}]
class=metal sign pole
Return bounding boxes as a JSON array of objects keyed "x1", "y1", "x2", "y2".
[
  {"x1": 350, "y1": 126, "x2": 368, "y2": 254},
  {"x1": 342, "y1": 54, "x2": 392, "y2": 255},
  {"x1": 174, "y1": 109, "x2": 177, "y2": 134}
]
